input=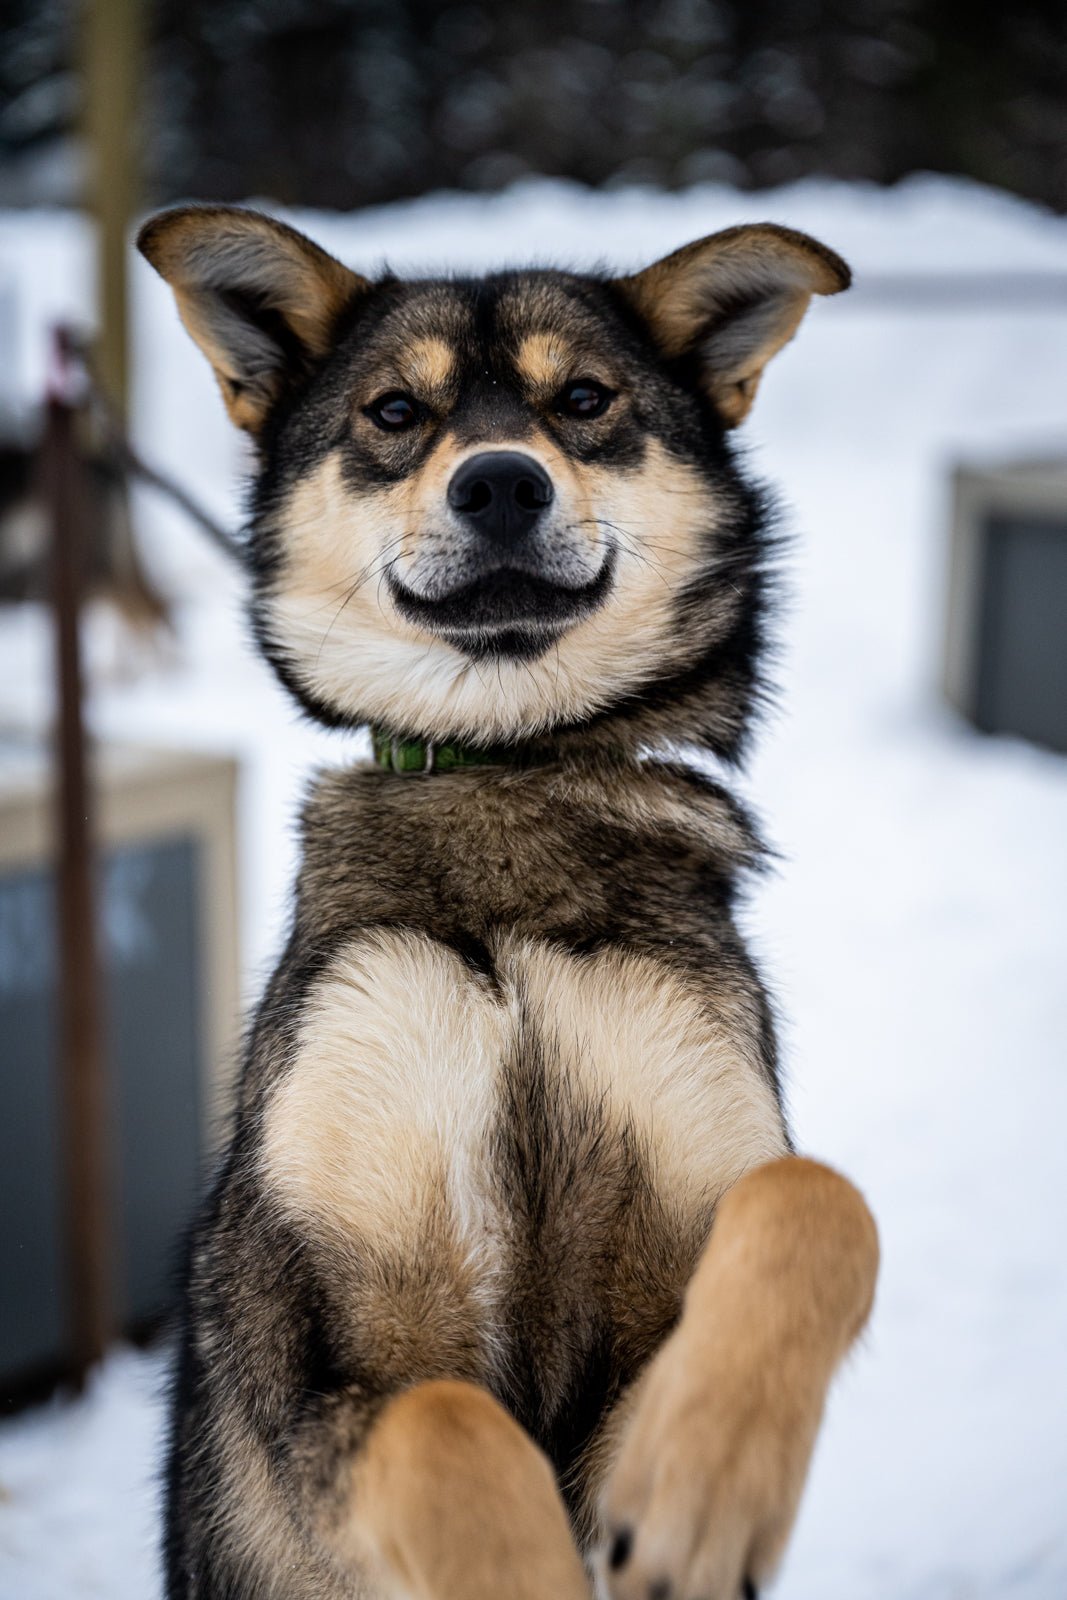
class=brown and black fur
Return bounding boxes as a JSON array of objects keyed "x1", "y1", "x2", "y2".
[{"x1": 140, "y1": 206, "x2": 879, "y2": 1600}]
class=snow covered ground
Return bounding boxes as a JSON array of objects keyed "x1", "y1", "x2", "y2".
[{"x1": 1, "y1": 175, "x2": 1066, "y2": 1598}]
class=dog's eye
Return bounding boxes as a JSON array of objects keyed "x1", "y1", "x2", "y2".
[
  {"x1": 558, "y1": 380, "x2": 612, "y2": 420},
  {"x1": 366, "y1": 392, "x2": 421, "y2": 431}
]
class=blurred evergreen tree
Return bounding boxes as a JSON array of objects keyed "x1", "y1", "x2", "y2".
[{"x1": 1, "y1": 0, "x2": 1065, "y2": 211}]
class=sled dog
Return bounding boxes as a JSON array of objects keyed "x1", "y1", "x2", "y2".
[{"x1": 140, "y1": 204, "x2": 879, "y2": 1600}]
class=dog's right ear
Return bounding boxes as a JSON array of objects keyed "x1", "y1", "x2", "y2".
[{"x1": 137, "y1": 206, "x2": 369, "y2": 434}]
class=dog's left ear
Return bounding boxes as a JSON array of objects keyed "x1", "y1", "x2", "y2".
[
  {"x1": 619, "y1": 223, "x2": 850, "y2": 426},
  {"x1": 137, "y1": 205, "x2": 369, "y2": 434}
]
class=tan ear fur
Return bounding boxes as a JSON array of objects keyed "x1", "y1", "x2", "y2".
[
  {"x1": 137, "y1": 205, "x2": 368, "y2": 433},
  {"x1": 619, "y1": 223, "x2": 850, "y2": 425}
]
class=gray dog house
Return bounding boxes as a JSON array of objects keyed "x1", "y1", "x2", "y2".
[
  {"x1": 944, "y1": 458, "x2": 1067, "y2": 754},
  {"x1": 0, "y1": 740, "x2": 240, "y2": 1398}
]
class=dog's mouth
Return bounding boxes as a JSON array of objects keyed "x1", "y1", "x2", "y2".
[{"x1": 387, "y1": 554, "x2": 616, "y2": 660}]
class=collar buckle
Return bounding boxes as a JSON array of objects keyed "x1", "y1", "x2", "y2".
[{"x1": 389, "y1": 736, "x2": 435, "y2": 775}]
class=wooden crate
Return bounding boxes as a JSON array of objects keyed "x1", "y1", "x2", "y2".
[{"x1": 0, "y1": 739, "x2": 240, "y2": 1397}]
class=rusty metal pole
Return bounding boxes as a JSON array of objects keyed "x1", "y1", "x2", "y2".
[{"x1": 46, "y1": 332, "x2": 113, "y2": 1385}]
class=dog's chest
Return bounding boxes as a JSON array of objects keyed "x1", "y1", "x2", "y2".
[{"x1": 261, "y1": 927, "x2": 784, "y2": 1283}]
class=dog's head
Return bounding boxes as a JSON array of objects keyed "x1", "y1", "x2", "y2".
[{"x1": 139, "y1": 207, "x2": 848, "y2": 756}]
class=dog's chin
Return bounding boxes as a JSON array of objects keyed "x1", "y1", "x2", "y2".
[{"x1": 387, "y1": 558, "x2": 615, "y2": 661}]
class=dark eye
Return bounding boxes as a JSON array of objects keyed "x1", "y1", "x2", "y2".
[
  {"x1": 366, "y1": 392, "x2": 421, "y2": 431},
  {"x1": 558, "y1": 380, "x2": 612, "y2": 420}
]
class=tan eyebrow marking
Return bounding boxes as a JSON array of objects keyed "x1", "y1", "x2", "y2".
[
  {"x1": 514, "y1": 333, "x2": 575, "y2": 396},
  {"x1": 400, "y1": 336, "x2": 457, "y2": 395}
]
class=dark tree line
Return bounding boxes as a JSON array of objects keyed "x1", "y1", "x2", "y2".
[{"x1": 2, "y1": 0, "x2": 1066, "y2": 212}]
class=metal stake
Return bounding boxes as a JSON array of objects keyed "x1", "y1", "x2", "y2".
[{"x1": 46, "y1": 334, "x2": 113, "y2": 1386}]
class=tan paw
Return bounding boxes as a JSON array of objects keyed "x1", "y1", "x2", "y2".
[{"x1": 598, "y1": 1327, "x2": 825, "y2": 1600}]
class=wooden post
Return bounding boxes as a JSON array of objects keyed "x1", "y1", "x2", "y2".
[
  {"x1": 46, "y1": 336, "x2": 113, "y2": 1384},
  {"x1": 84, "y1": 0, "x2": 142, "y2": 416}
]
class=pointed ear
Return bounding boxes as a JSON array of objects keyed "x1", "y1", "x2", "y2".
[
  {"x1": 618, "y1": 223, "x2": 850, "y2": 426},
  {"x1": 137, "y1": 205, "x2": 369, "y2": 434}
]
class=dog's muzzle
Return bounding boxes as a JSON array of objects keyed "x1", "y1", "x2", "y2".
[{"x1": 387, "y1": 449, "x2": 613, "y2": 659}]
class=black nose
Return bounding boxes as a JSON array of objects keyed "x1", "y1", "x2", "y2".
[{"x1": 447, "y1": 451, "x2": 554, "y2": 544}]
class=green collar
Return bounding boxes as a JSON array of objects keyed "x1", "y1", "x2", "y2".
[{"x1": 371, "y1": 729, "x2": 532, "y2": 775}]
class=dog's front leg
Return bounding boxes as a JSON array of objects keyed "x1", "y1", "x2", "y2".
[
  {"x1": 600, "y1": 1157, "x2": 879, "y2": 1600},
  {"x1": 321, "y1": 1379, "x2": 590, "y2": 1600}
]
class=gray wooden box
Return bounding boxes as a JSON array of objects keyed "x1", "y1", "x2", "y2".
[
  {"x1": 0, "y1": 740, "x2": 240, "y2": 1396},
  {"x1": 944, "y1": 459, "x2": 1067, "y2": 753}
]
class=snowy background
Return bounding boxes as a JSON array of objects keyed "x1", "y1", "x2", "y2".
[{"x1": 1, "y1": 175, "x2": 1066, "y2": 1598}]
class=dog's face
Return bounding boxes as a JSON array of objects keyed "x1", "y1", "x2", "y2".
[{"x1": 139, "y1": 208, "x2": 848, "y2": 751}]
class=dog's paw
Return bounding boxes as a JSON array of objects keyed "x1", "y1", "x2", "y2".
[{"x1": 598, "y1": 1325, "x2": 824, "y2": 1600}]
